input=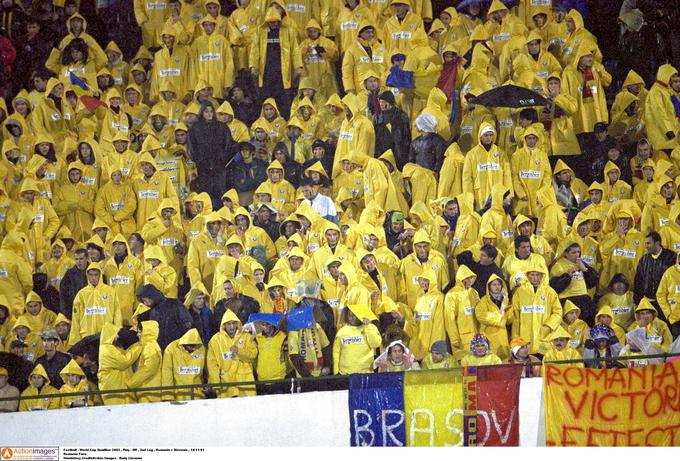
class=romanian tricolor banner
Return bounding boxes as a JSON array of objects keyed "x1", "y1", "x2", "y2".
[
  {"x1": 544, "y1": 361, "x2": 680, "y2": 446},
  {"x1": 348, "y1": 365, "x2": 522, "y2": 446}
]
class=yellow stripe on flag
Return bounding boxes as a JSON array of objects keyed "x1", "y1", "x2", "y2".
[{"x1": 404, "y1": 369, "x2": 465, "y2": 446}]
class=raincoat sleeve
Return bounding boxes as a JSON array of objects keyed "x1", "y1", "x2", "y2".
[
  {"x1": 44, "y1": 202, "x2": 60, "y2": 240},
  {"x1": 113, "y1": 185, "x2": 137, "y2": 222},
  {"x1": 133, "y1": 0, "x2": 148, "y2": 25},
  {"x1": 544, "y1": 290, "x2": 563, "y2": 331},
  {"x1": 364, "y1": 323, "x2": 382, "y2": 349},
  {"x1": 553, "y1": 94, "x2": 578, "y2": 115},
  {"x1": 147, "y1": 265, "x2": 178, "y2": 298},
  {"x1": 332, "y1": 333, "x2": 340, "y2": 375},
  {"x1": 101, "y1": 342, "x2": 143, "y2": 372},
  {"x1": 161, "y1": 348, "x2": 175, "y2": 400},
  {"x1": 186, "y1": 240, "x2": 203, "y2": 287},
  {"x1": 235, "y1": 333, "x2": 257, "y2": 361},
  {"x1": 68, "y1": 294, "x2": 84, "y2": 346},
  {"x1": 443, "y1": 293, "x2": 461, "y2": 347},
  {"x1": 94, "y1": 193, "x2": 116, "y2": 229},
  {"x1": 656, "y1": 271, "x2": 678, "y2": 324},
  {"x1": 127, "y1": 346, "x2": 161, "y2": 390},
  {"x1": 341, "y1": 51, "x2": 356, "y2": 93},
  {"x1": 475, "y1": 301, "x2": 508, "y2": 328},
  {"x1": 141, "y1": 219, "x2": 167, "y2": 243},
  {"x1": 206, "y1": 338, "x2": 222, "y2": 384},
  {"x1": 461, "y1": 154, "x2": 475, "y2": 198}
]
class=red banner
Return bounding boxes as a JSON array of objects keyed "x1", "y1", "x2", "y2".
[{"x1": 476, "y1": 364, "x2": 523, "y2": 446}]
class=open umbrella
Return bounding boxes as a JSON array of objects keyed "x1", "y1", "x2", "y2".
[{"x1": 469, "y1": 84, "x2": 548, "y2": 108}]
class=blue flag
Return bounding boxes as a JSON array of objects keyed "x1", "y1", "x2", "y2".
[
  {"x1": 385, "y1": 65, "x2": 414, "y2": 89},
  {"x1": 69, "y1": 71, "x2": 88, "y2": 91},
  {"x1": 285, "y1": 305, "x2": 314, "y2": 331},
  {"x1": 247, "y1": 313, "x2": 283, "y2": 327},
  {"x1": 349, "y1": 373, "x2": 406, "y2": 446},
  {"x1": 449, "y1": 88, "x2": 457, "y2": 124}
]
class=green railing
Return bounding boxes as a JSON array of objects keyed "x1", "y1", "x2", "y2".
[{"x1": 1, "y1": 352, "x2": 678, "y2": 404}]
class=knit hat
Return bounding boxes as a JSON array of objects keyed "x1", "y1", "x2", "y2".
[
  {"x1": 430, "y1": 340, "x2": 448, "y2": 355},
  {"x1": 378, "y1": 91, "x2": 395, "y2": 105}
]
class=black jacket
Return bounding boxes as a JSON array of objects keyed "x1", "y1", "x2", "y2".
[
  {"x1": 136, "y1": 284, "x2": 193, "y2": 350},
  {"x1": 211, "y1": 295, "x2": 261, "y2": 336},
  {"x1": 59, "y1": 266, "x2": 87, "y2": 319},
  {"x1": 408, "y1": 132, "x2": 447, "y2": 173},
  {"x1": 634, "y1": 249, "x2": 676, "y2": 304},
  {"x1": 231, "y1": 158, "x2": 268, "y2": 192},
  {"x1": 34, "y1": 351, "x2": 71, "y2": 389},
  {"x1": 453, "y1": 252, "x2": 504, "y2": 296},
  {"x1": 188, "y1": 101, "x2": 234, "y2": 200},
  {"x1": 374, "y1": 107, "x2": 411, "y2": 169}
]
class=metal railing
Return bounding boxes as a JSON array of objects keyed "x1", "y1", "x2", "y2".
[{"x1": 1, "y1": 351, "x2": 678, "y2": 404}]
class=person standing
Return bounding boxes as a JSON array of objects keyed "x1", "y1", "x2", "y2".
[{"x1": 188, "y1": 101, "x2": 234, "y2": 205}]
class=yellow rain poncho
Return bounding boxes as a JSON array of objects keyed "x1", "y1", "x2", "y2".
[
  {"x1": 462, "y1": 123, "x2": 513, "y2": 211},
  {"x1": 19, "y1": 364, "x2": 60, "y2": 411},
  {"x1": 207, "y1": 310, "x2": 256, "y2": 398},
  {"x1": 98, "y1": 322, "x2": 142, "y2": 405},
  {"x1": 161, "y1": 328, "x2": 206, "y2": 401},
  {"x1": 444, "y1": 265, "x2": 480, "y2": 353},
  {"x1": 475, "y1": 274, "x2": 512, "y2": 360},
  {"x1": 511, "y1": 263, "x2": 563, "y2": 355},
  {"x1": 511, "y1": 124, "x2": 551, "y2": 217},
  {"x1": 645, "y1": 64, "x2": 680, "y2": 151}
]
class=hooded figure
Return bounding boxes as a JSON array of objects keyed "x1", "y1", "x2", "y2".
[
  {"x1": 461, "y1": 334, "x2": 503, "y2": 366},
  {"x1": 188, "y1": 101, "x2": 235, "y2": 201},
  {"x1": 462, "y1": 123, "x2": 513, "y2": 211},
  {"x1": 186, "y1": 211, "x2": 226, "y2": 290},
  {"x1": 103, "y1": 234, "x2": 144, "y2": 325},
  {"x1": 443, "y1": 265, "x2": 480, "y2": 354},
  {"x1": 0, "y1": 232, "x2": 33, "y2": 316},
  {"x1": 58, "y1": 358, "x2": 90, "y2": 408},
  {"x1": 333, "y1": 93, "x2": 375, "y2": 178},
  {"x1": 561, "y1": 40, "x2": 611, "y2": 134},
  {"x1": 127, "y1": 320, "x2": 163, "y2": 403},
  {"x1": 206, "y1": 309, "x2": 256, "y2": 398},
  {"x1": 93, "y1": 159, "x2": 138, "y2": 236},
  {"x1": 98, "y1": 322, "x2": 143, "y2": 405},
  {"x1": 599, "y1": 208, "x2": 644, "y2": 293},
  {"x1": 541, "y1": 325, "x2": 583, "y2": 373},
  {"x1": 68, "y1": 264, "x2": 121, "y2": 346},
  {"x1": 149, "y1": 26, "x2": 192, "y2": 102},
  {"x1": 19, "y1": 363, "x2": 60, "y2": 411},
  {"x1": 191, "y1": 17, "x2": 235, "y2": 99},
  {"x1": 333, "y1": 303, "x2": 382, "y2": 374},
  {"x1": 135, "y1": 283, "x2": 192, "y2": 350},
  {"x1": 480, "y1": 184, "x2": 514, "y2": 255},
  {"x1": 21, "y1": 291, "x2": 56, "y2": 335},
  {"x1": 398, "y1": 228, "x2": 449, "y2": 308},
  {"x1": 161, "y1": 327, "x2": 206, "y2": 401},
  {"x1": 645, "y1": 64, "x2": 680, "y2": 151},
  {"x1": 511, "y1": 124, "x2": 551, "y2": 217},
  {"x1": 511, "y1": 264, "x2": 563, "y2": 355},
  {"x1": 655, "y1": 252, "x2": 680, "y2": 335},
  {"x1": 132, "y1": 151, "x2": 179, "y2": 229},
  {"x1": 474, "y1": 274, "x2": 511, "y2": 360},
  {"x1": 628, "y1": 299, "x2": 673, "y2": 352}
]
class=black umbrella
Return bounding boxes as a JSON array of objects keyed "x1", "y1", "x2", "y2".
[{"x1": 469, "y1": 84, "x2": 548, "y2": 108}]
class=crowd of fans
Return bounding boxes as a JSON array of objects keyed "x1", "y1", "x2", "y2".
[{"x1": 1, "y1": 0, "x2": 680, "y2": 412}]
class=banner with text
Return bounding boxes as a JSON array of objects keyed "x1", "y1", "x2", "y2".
[
  {"x1": 544, "y1": 361, "x2": 680, "y2": 446},
  {"x1": 348, "y1": 365, "x2": 522, "y2": 447}
]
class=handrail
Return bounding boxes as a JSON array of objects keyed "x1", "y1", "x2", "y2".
[{"x1": 1, "y1": 351, "x2": 678, "y2": 403}]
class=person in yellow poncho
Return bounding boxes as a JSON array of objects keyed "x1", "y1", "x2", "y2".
[
  {"x1": 19, "y1": 364, "x2": 60, "y2": 411},
  {"x1": 400, "y1": 269, "x2": 445, "y2": 361},
  {"x1": 53, "y1": 162, "x2": 95, "y2": 243},
  {"x1": 206, "y1": 309, "x2": 256, "y2": 398},
  {"x1": 561, "y1": 40, "x2": 611, "y2": 135},
  {"x1": 97, "y1": 322, "x2": 143, "y2": 406},
  {"x1": 132, "y1": 152, "x2": 179, "y2": 229},
  {"x1": 560, "y1": 9, "x2": 600, "y2": 67},
  {"x1": 599, "y1": 209, "x2": 644, "y2": 293},
  {"x1": 69, "y1": 264, "x2": 121, "y2": 347},
  {"x1": 592, "y1": 305, "x2": 626, "y2": 347},
  {"x1": 640, "y1": 175, "x2": 675, "y2": 236},
  {"x1": 397, "y1": 228, "x2": 448, "y2": 308},
  {"x1": 161, "y1": 328, "x2": 206, "y2": 401},
  {"x1": 437, "y1": 143, "x2": 465, "y2": 198},
  {"x1": 333, "y1": 304, "x2": 382, "y2": 375},
  {"x1": 644, "y1": 64, "x2": 680, "y2": 152},
  {"x1": 443, "y1": 264, "x2": 479, "y2": 354},
  {"x1": 549, "y1": 239, "x2": 599, "y2": 324},
  {"x1": 511, "y1": 265, "x2": 563, "y2": 356},
  {"x1": 190, "y1": 17, "x2": 235, "y2": 99},
  {"x1": 58, "y1": 358, "x2": 91, "y2": 408},
  {"x1": 541, "y1": 326, "x2": 583, "y2": 374},
  {"x1": 660, "y1": 202, "x2": 680, "y2": 253},
  {"x1": 474, "y1": 274, "x2": 512, "y2": 361},
  {"x1": 103, "y1": 234, "x2": 144, "y2": 326},
  {"x1": 20, "y1": 291, "x2": 56, "y2": 335},
  {"x1": 462, "y1": 123, "x2": 513, "y2": 212},
  {"x1": 149, "y1": 26, "x2": 193, "y2": 104},
  {"x1": 511, "y1": 125, "x2": 551, "y2": 218},
  {"x1": 480, "y1": 184, "x2": 514, "y2": 255},
  {"x1": 333, "y1": 92, "x2": 375, "y2": 178},
  {"x1": 298, "y1": 19, "x2": 339, "y2": 103},
  {"x1": 351, "y1": 151, "x2": 408, "y2": 214},
  {"x1": 627, "y1": 299, "x2": 673, "y2": 353},
  {"x1": 536, "y1": 185, "x2": 567, "y2": 248},
  {"x1": 561, "y1": 301, "x2": 588, "y2": 354},
  {"x1": 655, "y1": 252, "x2": 680, "y2": 337}
]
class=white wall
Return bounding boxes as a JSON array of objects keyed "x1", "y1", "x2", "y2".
[{"x1": 1, "y1": 379, "x2": 546, "y2": 447}]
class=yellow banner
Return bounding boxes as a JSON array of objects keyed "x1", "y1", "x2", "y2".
[
  {"x1": 544, "y1": 361, "x2": 680, "y2": 446},
  {"x1": 404, "y1": 369, "x2": 465, "y2": 446}
]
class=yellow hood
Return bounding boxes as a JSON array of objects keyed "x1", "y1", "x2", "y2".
[{"x1": 177, "y1": 328, "x2": 202, "y2": 346}]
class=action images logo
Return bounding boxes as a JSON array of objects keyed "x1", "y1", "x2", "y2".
[{"x1": 1, "y1": 447, "x2": 59, "y2": 460}]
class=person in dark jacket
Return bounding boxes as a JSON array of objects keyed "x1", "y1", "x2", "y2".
[
  {"x1": 231, "y1": 141, "x2": 268, "y2": 199},
  {"x1": 211, "y1": 279, "x2": 260, "y2": 335},
  {"x1": 273, "y1": 142, "x2": 303, "y2": 188},
  {"x1": 302, "y1": 139, "x2": 333, "y2": 178},
  {"x1": 34, "y1": 329, "x2": 70, "y2": 389},
  {"x1": 252, "y1": 203, "x2": 280, "y2": 242},
  {"x1": 136, "y1": 284, "x2": 193, "y2": 350},
  {"x1": 454, "y1": 244, "x2": 504, "y2": 297},
  {"x1": 188, "y1": 100, "x2": 235, "y2": 203},
  {"x1": 59, "y1": 249, "x2": 88, "y2": 319},
  {"x1": 228, "y1": 77, "x2": 258, "y2": 126},
  {"x1": 373, "y1": 91, "x2": 411, "y2": 169},
  {"x1": 32, "y1": 273, "x2": 60, "y2": 315},
  {"x1": 584, "y1": 123, "x2": 631, "y2": 184},
  {"x1": 634, "y1": 232, "x2": 676, "y2": 307},
  {"x1": 408, "y1": 113, "x2": 447, "y2": 175}
]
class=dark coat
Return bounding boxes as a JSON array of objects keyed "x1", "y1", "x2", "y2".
[
  {"x1": 188, "y1": 101, "x2": 234, "y2": 200},
  {"x1": 374, "y1": 106, "x2": 412, "y2": 169},
  {"x1": 634, "y1": 249, "x2": 677, "y2": 304},
  {"x1": 34, "y1": 351, "x2": 71, "y2": 389},
  {"x1": 408, "y1": 132, "x2": 447, "y2": 173},
  {"x1": 59, "y1": 266, "x2": 87, "y2": 319},
  {"x1": 135, "y1": 284, "x2": 193, "y2": 350}
]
